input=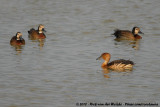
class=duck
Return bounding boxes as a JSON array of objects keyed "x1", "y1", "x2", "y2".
[
  {"x1": 28, "y1": 24, "x2": 46, "y2": 40},
  {"x1": 10, "y1": 32, "x2": 25, "y2": 46},
  {"x1": 112, "y1": 27, "x2": 144, "y2": 40},
  {"x1": 96, "y1": 53, "x2": 134, "y2": 71}
]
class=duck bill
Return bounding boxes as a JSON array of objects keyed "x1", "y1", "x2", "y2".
[
  {"x1": 96, "y1": 56, "x2": 102, "y2": 60},
  {"x1": 139, "y1": 30, "x2": 144, "y2": 34},
  {"x1": 42, "y1": 28, "x2": 46, "y2": 32},
  {"x1": 19, "y1": 36, "x2": 23, "y2": 40}
]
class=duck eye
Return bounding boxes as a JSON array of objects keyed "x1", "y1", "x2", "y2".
[{"x1": 135, "y1": 28, "x2": 139, "y2": 30}]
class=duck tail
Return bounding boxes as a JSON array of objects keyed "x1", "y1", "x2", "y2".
[
  {"x1": 127, "y1": 59, "x2": 135, "y2": 65},
  {"x1": 28, "y1": 28, "x2": 35, "y2": 34},
  {"x1": 111, "y1": 29, "x2": 119, "y2": 35},
  {"x1": 112, "y1": 29, "x2": 121, "y2": 38}
]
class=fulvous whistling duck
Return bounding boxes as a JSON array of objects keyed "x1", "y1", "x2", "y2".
[
  {"x1": 10, "y1": 32, "x2": 25, "y2": 46},
  {"x1": 28, "y1": 24, "x2": 46, "y2": 40},
  {"x1": 112, "y1": 27, "x2": 144, "y2": 40},
  {"x1": 96, "y1": 53, "x2": 134, "y2": 71}
]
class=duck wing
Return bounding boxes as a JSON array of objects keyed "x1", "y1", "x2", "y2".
[
  {"x1": 108, "y1": 59, "x2": 134, "y2": 66},
  {"x1": 10, "y1": 36, "x2": 17, "y2": 44},
  {"x1": 28, "y1": 28, "x2": 36, "y2": 34},
  {"x1": 113, "y1": 29, "x2": 134, "y2": 39}
]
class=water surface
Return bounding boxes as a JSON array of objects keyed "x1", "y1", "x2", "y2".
[{"x1": 0, "y1": 0, "x2": 160, "y2": 107}]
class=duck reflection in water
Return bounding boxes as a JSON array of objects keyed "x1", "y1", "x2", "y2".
[
  {"x1": 13, "y1": 45, "x2": 24, "y2": 53},
  {"x1": 114, "y1": 39, "x2": 141, "y2": 50},
  {"x1": 38, "y1": 39, "x2": 45, "y2": 50}
]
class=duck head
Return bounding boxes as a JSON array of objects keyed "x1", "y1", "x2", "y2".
[
  {"x1": 16, "y1": 32, "x2": 23, "y2": 40},
  {"x1": 132, "y1": 27, "x2": 144, "y2": 35},
  {"x1": 96, "y1": 53, "x2": 111, "y2": 67},
  {"x1": 38, "y1": 24, "x2": 46, "y2": 33}
]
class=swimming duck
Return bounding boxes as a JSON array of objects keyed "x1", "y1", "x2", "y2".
[
  {"x1": 28, "y1": 24, "x2": 46, "y2": 40},
  {"x1": 96, "y1": 53, "x2": 134, "y2": 70},
  {"x1": 112, "y1": 27, "x2": 144, "y2": 40},
  {"x1": 10, "y1": 32, "x2": 25, "y2": 46}
]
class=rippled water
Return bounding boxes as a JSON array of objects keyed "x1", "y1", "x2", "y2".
[{"x1": 0, "y1": 0, "x2": 160, "y2": 107}]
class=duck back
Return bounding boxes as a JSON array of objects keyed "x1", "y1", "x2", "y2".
[
  {"x1": 113, "y1": 29, "x2": 135, "y2": 39},
  {"x1": 108, "y1": 59, "x2": 134, "y2": 70},
  {"x1": 28, "y1": 28, "x2": 46, "y2": 39},
  {"x1": 28, "y1": 28, "x2": 36, "y2": 34},
  {"x1": 28, "y1": 28, "x2": 38, "y2": 38}
]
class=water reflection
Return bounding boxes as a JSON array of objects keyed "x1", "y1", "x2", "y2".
[
  {"x1": 11, "y1": 45, "x2": 24, "y2": 54},
  {"x1": 38, "y1": 39, "x2": 45, "y2": 47},
  {"x1": 114, "y1": 39, "x2": 140, "y2": 50},
  {"x1": 29, "y1": 38, "x2": 45, "y2": 48},
  {"x1": 101, "y1": 67, "x2": 110, "y2": 78},
  {"x1": 131, "y1": 40, "x2": 140, "y2": 50},
  {"x1": 101, "y1": 66, "x2": 133, "y2": 78}
]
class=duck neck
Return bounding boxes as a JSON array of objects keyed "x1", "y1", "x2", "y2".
[
  {"x1": 101, "y1": 61, "x2": 108, "y2": 67},
  {"x1": 132, "y1": 30, "x2": 137, "y2": 36},
  {"x1": 16, "y1": 37, "x2": 20, "y2": 40},
  {"x1": 101, "y1": 57, "x2": 110, "y2": 68},
  {"x1": 38, "y1": 29, "x2": 43, "y2": 34},
  {"x1": 16, "y1": 36, "x2": 21, "y2": 40},
  {"x1": 38, "y1": 27, "x2": 43, "y2": 34},
  {"x1": 132, "y1": 30, "x2": 139, "y2": 37},
  {"x1": 132, "y1": 31, "x2": 136, "y2": 36}
]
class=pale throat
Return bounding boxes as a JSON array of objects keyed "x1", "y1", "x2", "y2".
[
  {"x1": 134, "y1": 30, "x2": 139, "y2": 34},
  {"x1": 38, "y1": 27, "x2": 43, "y2": 33},
  {"x1": 102, "y1": 60, "x2": 109, "y2": 67},
  {"x1": 16, "y1": 36, "x2": 20, "y2": 40},
  {"x1": 39, "y1": 30, "x2": 43, "y2": 33}
]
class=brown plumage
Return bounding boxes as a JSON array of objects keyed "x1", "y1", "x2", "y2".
[
  {"x1": 112, "y1": 27, "x2": 144, "y2": 40},
  {"x1": 10, "y1": 32, "x2": 25, "y2": 46},
  {"x1": 96, "y1": 53, "x2": 134, "y2": 71},
  {"x1": 28, "y1": 24, "x2": 46, "y2": 40}
]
